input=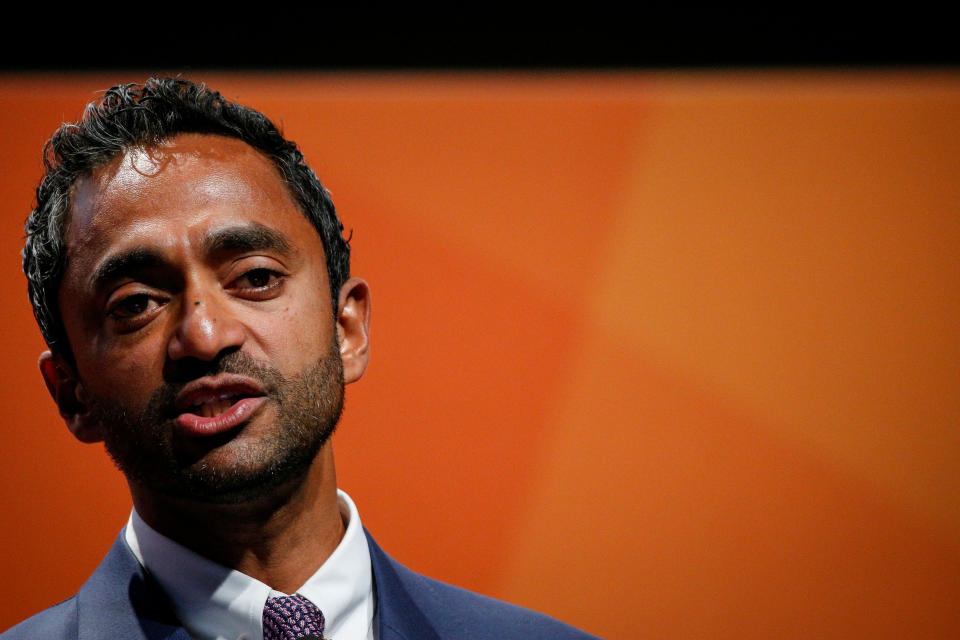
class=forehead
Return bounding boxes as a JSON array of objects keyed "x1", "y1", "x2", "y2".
[{"x1": 65, "y1": 133, "x2": 322, "y2": 273}]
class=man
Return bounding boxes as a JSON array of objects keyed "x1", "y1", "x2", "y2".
[{"x1": 4, "y1": 79, "x2": 597, "y2": 640}]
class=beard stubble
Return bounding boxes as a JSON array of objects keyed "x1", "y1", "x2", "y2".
[{"x1": 88, "y1": 340, "x2": 344, "y2": 504}]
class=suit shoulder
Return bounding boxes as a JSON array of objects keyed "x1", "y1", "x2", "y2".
[
  {"x1": 389, "y1": 561, "x2": 601, "y2": 639},
  {"x1": 1, "y1": 596, "x2": 79, "y2": 640}
]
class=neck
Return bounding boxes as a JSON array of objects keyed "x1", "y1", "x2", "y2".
[{"x1": 130, "y1": 443, "x2": 344, "y2": 594}]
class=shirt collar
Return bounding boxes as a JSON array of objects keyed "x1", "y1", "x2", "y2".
[{"x1": 124, "y1": 489, "x2": 374, "y2": 640}]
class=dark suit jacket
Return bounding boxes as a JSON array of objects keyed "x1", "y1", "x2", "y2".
[{"x1": 3, "y1": 530, "x2": 598, "y2": 639}]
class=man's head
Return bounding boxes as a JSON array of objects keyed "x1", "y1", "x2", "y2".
[
  {"x1": 24, "y1": 78, "x2": 351, "y2": 362},
  {"x1": 24, "y1": 80, "x2": 370, "y2": 506}
]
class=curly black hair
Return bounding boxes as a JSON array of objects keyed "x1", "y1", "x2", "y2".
[{"x1": 23, "y1": 78, "x2": 350, "y2": 360}]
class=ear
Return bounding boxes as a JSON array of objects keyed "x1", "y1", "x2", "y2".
[
  {"x1": 38, "y1": 351, "x2": 103, "y2": 444},
  {"x1": 335, "y1": 278, "x2": 371, "y2": 385}
]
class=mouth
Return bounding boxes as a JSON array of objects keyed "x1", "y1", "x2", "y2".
[
  {"x1": 173, "y1": 375, "x2": 268, "y2": 437},
  {"x1": 186, "y1": 392, "x2": 253, "y2": 418}
]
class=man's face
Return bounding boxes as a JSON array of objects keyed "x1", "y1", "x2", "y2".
[{"x1": 51, "y1": 134, "x2": 344, "y2": 503}]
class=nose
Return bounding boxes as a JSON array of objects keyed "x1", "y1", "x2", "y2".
[{"x1": 167, "y1": 287, "x2": 246, "y2": 363}]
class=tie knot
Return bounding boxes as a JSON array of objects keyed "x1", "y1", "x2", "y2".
[{"x1": 262, "y1": 594, "x2": 326, "y2": 640}]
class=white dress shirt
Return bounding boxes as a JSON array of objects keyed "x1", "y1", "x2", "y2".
[{"x1": 124, "y1": 490, "x2": 376, "y2": 640}]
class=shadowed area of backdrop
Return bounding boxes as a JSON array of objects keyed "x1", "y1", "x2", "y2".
[{"x1": 1, "y1": 71, "x2": 958, "y2": 639}]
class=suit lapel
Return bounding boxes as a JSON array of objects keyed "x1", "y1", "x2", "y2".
[
  {"x1": 365, "y1": 530, "x2": 442, "y2": 640},
  {"x1": 76, "y1": 534, "x2": 192, "y2": 640}
]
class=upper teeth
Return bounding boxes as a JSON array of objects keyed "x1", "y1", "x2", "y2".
[{"x1": 190, "y1": 393, "x2": 238, "y2": 417}]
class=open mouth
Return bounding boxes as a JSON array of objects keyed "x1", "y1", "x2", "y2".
[
  {"x1": 188, "y1": 393, "x2": 251, "y2": 418},
  {"x1": 173, "y1": 375, "x2": 268, "y2": 436}
]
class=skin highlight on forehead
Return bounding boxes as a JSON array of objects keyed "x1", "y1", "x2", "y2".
[
  {"x1": 63, "y1": 134, "x2": 313, "y2": 299},
  {"x1": 70, "y1": 135, "x2": 296, "y2": 237}
]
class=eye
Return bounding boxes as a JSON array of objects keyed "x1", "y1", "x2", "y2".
[
  {"x1": 238, "y1": 268, "x2": 278, "y2": 289},
  {"x1": 229, "y1": 267, "x2": 286, "y2": 299},
  {"x1": 108, "y1": 293, "x2": 156, "y2": 319},
  {"x1": 105, "y1": 291, "x2": 165, "y2": 331}
]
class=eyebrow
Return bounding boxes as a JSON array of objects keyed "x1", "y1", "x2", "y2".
[
  {"x1": 201, "y1": 223, "x2": 292, "y2": 256},
  {"x1": 90, "y1": 248, "x2": 167, "y2": 292},
  {"x1": 89, "y1": 224, "x2": 294, "y2": 292}
]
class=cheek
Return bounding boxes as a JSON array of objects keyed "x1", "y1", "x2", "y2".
[
  {"x1": 72, "y1": 321, "x2": 170, "y2": 408},
  {"x1": 79, "y1": 344, "x2": 167, "y2": 408},
  {"x1": 257, "y1": 288, "x2": 335, "y2": 372}
]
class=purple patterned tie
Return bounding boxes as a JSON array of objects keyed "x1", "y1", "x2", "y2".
[{"x1": 262, "y1": 594, "x2": 327, "y2": 640}]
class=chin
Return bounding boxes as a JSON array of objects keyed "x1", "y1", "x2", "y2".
[{"x1": 152, "y1": 430, "x2": 329, "y2": 505}]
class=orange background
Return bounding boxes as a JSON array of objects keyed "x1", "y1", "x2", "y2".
[{"x1": 1, "y1": 72, "x2": 958, "y2": 638}]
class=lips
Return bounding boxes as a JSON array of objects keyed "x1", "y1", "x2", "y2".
[
  {"x1": 187, "y1": 392, "x2": 249, "y2": 418},
  {"x1": 173, "y1": 374, "x2": 268, "y2": 437}
]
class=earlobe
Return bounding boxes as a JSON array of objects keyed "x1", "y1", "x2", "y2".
[
  {"x1": 335, "y1": 278, "x2": 371, "y2": 385},
  {"x1": 38, "y1": 351, "x2": 103, "y2": 444}
]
